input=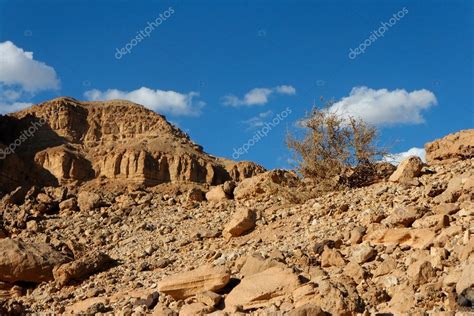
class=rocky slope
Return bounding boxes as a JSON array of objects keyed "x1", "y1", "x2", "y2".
[
  {"x1": 0, "y1": 97, "x2": 264, "y2": 193},
  {"x1": 0, "y1": 102, "x2": 473, "y2": 315}
]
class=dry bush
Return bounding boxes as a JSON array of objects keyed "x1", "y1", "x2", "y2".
[{"x1": 287, "y1": 101, "x2": 386, "y2": 190}]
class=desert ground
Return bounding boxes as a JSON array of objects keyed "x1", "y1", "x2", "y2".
[{"x1": 0, "y1": 97, "x2": 472, "y2": 315}]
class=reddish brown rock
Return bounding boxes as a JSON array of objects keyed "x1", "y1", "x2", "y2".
[
  {"x1": 321, "y1": 247, "x2": 346, "y2": 267},
  {"x1": 157, "y1": 265, "x2": 230, "y2": 300},
  {"x1": 223, "y1": 208, "x2": 256, "y2": 237},
  {"x1": 364, "y1": 228, "x2": 435, "y2": 249},
  {"x1": 225, "y1": 266, "x2": 300, "y2": 310},
  {"x1": 0, "y1": 238, "x2": 69, "y2": 283}
]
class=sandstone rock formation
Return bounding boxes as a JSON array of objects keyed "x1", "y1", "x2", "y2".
[{"x1": 0, "y1": 97, "x2": 264, "y2": 191}]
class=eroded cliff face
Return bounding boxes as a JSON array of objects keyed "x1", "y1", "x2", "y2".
[{"x1": 0, "y1": 97, "x2": 264, "y2": 190}]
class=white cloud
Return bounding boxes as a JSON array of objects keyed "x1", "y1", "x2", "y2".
[
  {"x1": 0, "y1": 41, "x2": 59, "y2": 92},
  {"x1": 275, "y1": 85, "x2": 296, "y2": 95},
  {"x1": 84, "y1": 87, "x2": 204, "y2": 116},
  {"x1": 383, "y1": 147, "x2": 426, "y2": 164},
  {"x1": 327, "y1": 86, "x2": 437, "y2": 126},
  {"x1": 0, "y1": 41, "x2": 60, "y2": 113},
  {"x1": 242, "y1": 110, "x2": 273, "y2": 129},
  {"x1": 223, "y1": 85, "x2": 296, "y2": 107}
]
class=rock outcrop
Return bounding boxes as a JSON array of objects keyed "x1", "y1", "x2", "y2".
[
  {"x1": 0, "y1": 97, "x2": 264, "y2": 191},
  {"x1": 425, "y1": 129, "x2": 474, "y2": 164}
]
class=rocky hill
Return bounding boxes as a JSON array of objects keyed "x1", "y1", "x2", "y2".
[
  {"x1": 0, "y1": 97, "x2": 264, "y2": 193},
  {"x1": 0, "y1": 98, "x2": 473, "y2": 315}
]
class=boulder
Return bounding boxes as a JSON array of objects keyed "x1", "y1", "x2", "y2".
[
  {"x1": 205, "y1": 186, "x2": 229, "y2": 202},
  {"x1": 321, "y1": 247, "x2": 346, "y2": 267},
  {"x1": 0, "y1": 238, "x2": 69, "y2": 283},
  {"x1": 343, "y1": 262, "x2": 366, "y2": 283},
  {"x1": 77, "y1": 191, "x2": 103, "y2": 212},
  {"x1": 53, "y1": 251, "x2": 114, "y2": 287},
  {"x1": 223, "y1": 208, "x2": 256, "y2": 237},
  {"x1": 350, "y1": 243, "x2": 376, "y2": 264},
  {"x1": 157, "y1": 265, "x2": 230, "y2": 300},
  {"x1": 372, "y1": 257, "x2": 397, "y2": 277},
  {"x1": 225, "y1": 266, "x2": 300, "y2": 310},
  {"x1": 59, "y1": 197, "x2": 78, "y2": 212},
  {"x1": 237, "y1": 254, "x2": 284, "y2": 278},
  {"x1": 349, "y1": 226, "x2": 365, "y2": 245},
  {"x1": 382, "y1": 206, "x2": 420, "y2": 227},
  {"x1": 406, "y1": 260, "x2": 435, "y2": 285},
  {"x1": 433, "y1": 203, "x2": 459, "y2": 215},
  {"x1": 384, "y1": 284, "x2": 415, "y2": 313},
  {"x1": 425, "y1": 129, "x2": 474, "y2": 164},
  {"x1": 411, "y1": 214, "x2": 449, "y2": 229},
  {"x1": 388, "y1": 156, "x2": 423, "y2": 186},
  {"x1": 364, "y1": 228, "x2": 435, "y2": 249},
  {"x1": 456, "y1": 264, "x2": 473, "y2": 298},
  {"x1": 434, "y1": 172, "x2": 473, "y2": 204}
]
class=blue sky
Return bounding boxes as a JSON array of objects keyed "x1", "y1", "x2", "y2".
[{"x1": 0, "y1": 0, "x2": 472, "y2": 169}]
